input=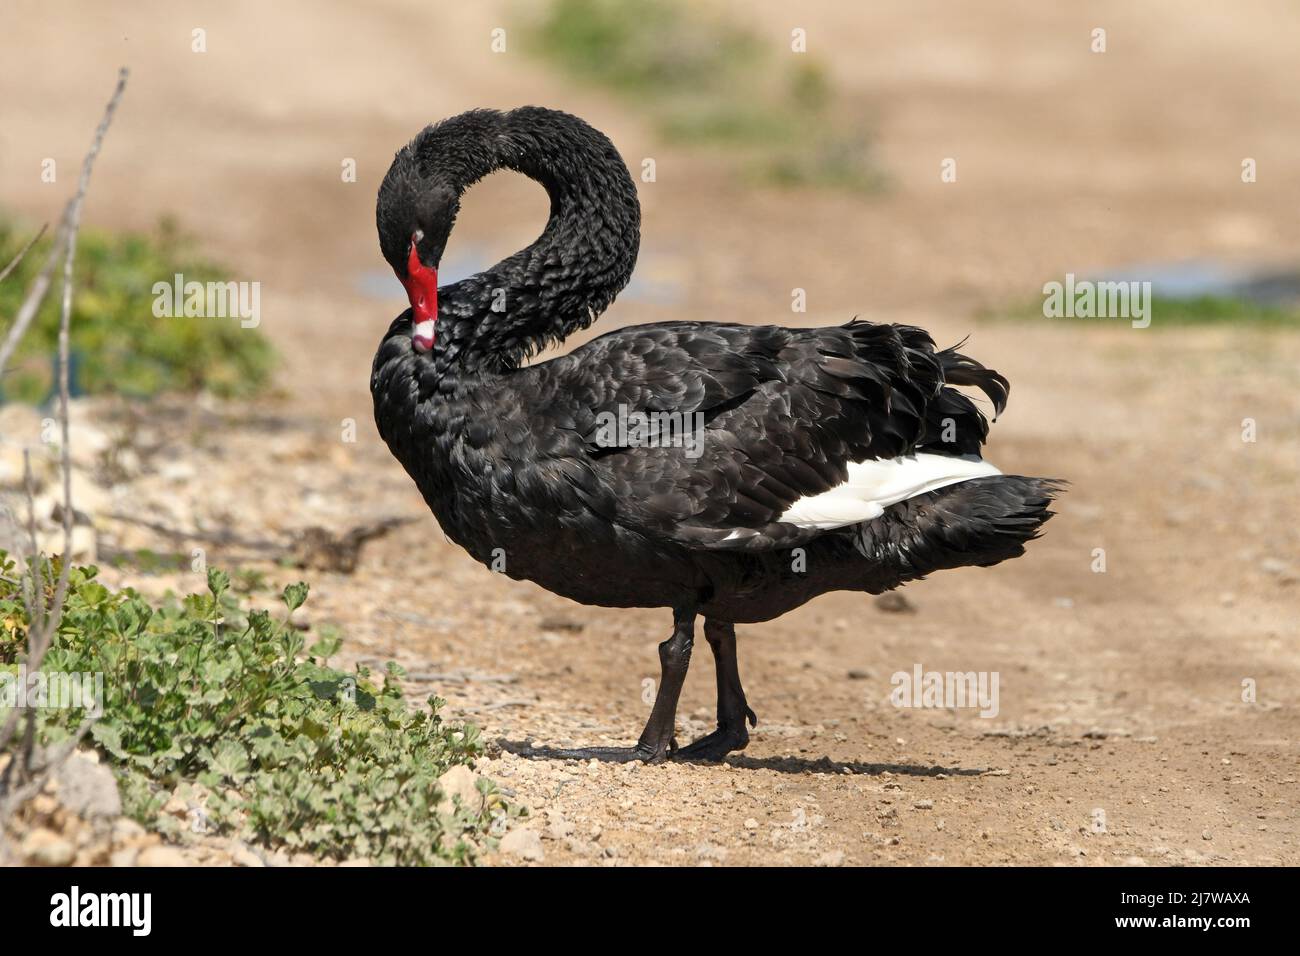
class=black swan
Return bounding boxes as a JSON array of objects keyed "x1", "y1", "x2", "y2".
[{"x1": 372, "y1": 107, "x2": 1061, "y2": 763}]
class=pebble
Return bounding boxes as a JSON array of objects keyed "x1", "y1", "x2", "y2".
[
  {"x1": 137, "y1": 846, "x2": 189, "y2": 867},
  {"x1": 436, "y1": 764, "x2": 483, "y2": 814},
  {"x1": 231, "y1": 843, "x2": 265, "y2": 867},
  {"x1": 694, "y1": 842, "x2": 727, "y2": 861},
  {"x1": 874, "y1": 593, "x2": 915, "y2": 614},
  {"x1": 546, "y1": 819, "x2": 575, "y2": 841},
  {"x1": 499, "y1": 827, "x2": 545, "y2": 862},
  {"x1": 51, "y1": 753, "x2": 122, "y2": 820},
  {"x1": 111, "y1": 817, "x2": 147, "y2": 845},
  {"x1": 22, "y1": 829, "x2": 75, "y2": 866}
]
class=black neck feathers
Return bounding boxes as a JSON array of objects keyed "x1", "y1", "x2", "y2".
[{"x1": 376, "y1": 107, "x2": 641, "y2": 374}]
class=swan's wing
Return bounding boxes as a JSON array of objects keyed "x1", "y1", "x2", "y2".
[{"x1": 529, "y1": 320, "x2": 1006, "y2": 552}]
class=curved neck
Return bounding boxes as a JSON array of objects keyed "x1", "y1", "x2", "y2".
[{"x1": 406, "y1": 108, "x2": 641, "y2": 375}]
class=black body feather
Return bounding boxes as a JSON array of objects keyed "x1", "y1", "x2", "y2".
[
  {"x1": 370, "y1": 108, "x2": 1061, "y2": 762},
  {"x1": 372, "y1": 107, "x2": 1059, "y2": 625}
]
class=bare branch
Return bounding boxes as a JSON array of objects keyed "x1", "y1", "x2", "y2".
[
  {"x1": 0, "y1": 68, "x2": 129, "y2": 779},
  {"x1": 0, "y1": 223, "x2": 48, "y2": 286},
  {"x1": 44, "y1": 68, "x2": 129, "y2": 642},
  {"x1": 0, "y1": 68, "x2": 127, "y2": 379},
  {"x1": 0, "y1": 217, "x2": 68, "y2": 375}
]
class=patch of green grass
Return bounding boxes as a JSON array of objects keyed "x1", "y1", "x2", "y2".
[
  {"x1": 1144, "y1": 295, "x2": 1300, "y2": 325},
  {"x1": 530, "y1": 0, "x2": 761, "y2": 95},
  {"x1": 1, "y1": 555, "x2": 510, "y2": 865},
  {"x1": 984, "y1": 294, "x2": 1300, "y2": 328},
  {"x1": 527, "y1": 0, "x2": 883, "y2": 192},
  {"x1": 0, "y1": 217, "x2": 275, "y2": 404}
]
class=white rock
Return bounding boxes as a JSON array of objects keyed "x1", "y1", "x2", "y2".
[
  {"x1": 66, "y1": 417, "x2": 112, "y2": 467},
  {"x1": 111, "y1": 817, "x2": 147, "y2": 845},
  {"x1": 137, "y1": 845, "x2": 189, "y2": 867},
  {"x1": 231, "y1": 843, "x2": 265, "y2": 867},
  {"x1": 545, "y1": 818, "x2": 574, "y2": 841},
  {"x1": 159, "y1": 461, "x2": 196, "y2": 483},
  {"x1": 22, "y1": 828, "x2": 75, "y2": 866},
  {"x1": 436, "y1": 764, "x2": 483, "y2": 814},
  {"x1": 499, "y1": 827, "x2": 545, "y2": 862},
  {"x1": 51, "y1": 752, "x2": 121, "y2": 820}
]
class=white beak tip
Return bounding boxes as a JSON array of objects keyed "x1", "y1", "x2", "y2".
[{"x1": 412, "y1": 319, "x2": 436, "y2": 352}]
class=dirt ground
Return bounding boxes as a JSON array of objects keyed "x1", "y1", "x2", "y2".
[{"x1": 1, "y1": 0, "x2": 1297, "y2": 865}]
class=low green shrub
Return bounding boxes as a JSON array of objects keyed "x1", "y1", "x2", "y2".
[
  {"x1": 1, "y1": 555, "x2": 507, "y2": 865},
  {"x1": 527, "y1": 0, "x2": 883, "y2": 191},
  {"x1": 986, "y1": 293, "x2": 1300, "y2": 328},
  {"x1": 0, "y1": 218, "x2": 275, "y2": 403}
]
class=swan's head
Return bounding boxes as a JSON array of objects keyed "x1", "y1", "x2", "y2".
[
  {"x1": 377, "y1": 111, "x2": 512, "y2": 353},
  {"x1": 377, "y1": 154, "x2": 459, "y2": 353}
]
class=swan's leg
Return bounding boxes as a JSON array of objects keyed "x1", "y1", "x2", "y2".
[
  {"x1": 675, "y1": 619, "x2": 756, "y2": 762},
  {"x1": 547, "y1": 607, "x2": 695, "y2": 764}
]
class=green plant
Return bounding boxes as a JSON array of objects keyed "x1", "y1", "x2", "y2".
[
  {"x1": 984, "y1": 293, "x2": 1300, "y2": 328},
  {"x1": 1, "y1": 555, "x2": 509, "y2": 865},
  {"x1": 531, "y1": 0, "x2": 759, "y2": 94},
  {"x1": 231, "y1": 567, "x2": 270, "y2": 595},
  {"x1": 527, "y1": 0, "x2": 883, "y2": 191},
  {"x1": 0, "y1": 217, "x2": 275, "y2": 403}
]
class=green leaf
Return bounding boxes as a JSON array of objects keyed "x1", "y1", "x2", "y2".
[
  {"x1": 91, "y1": 722, "x2": 127, "y2": 759},
  {"x1": 206, "y1": 740, "x2": 251, "y2": 784},
  {"x1": 207, "y1": 568, "x2": 230, "y2": 597},
  {"x1": 281, "y1": 582, "x2": 309, "y2": 613},
  {"x1": 307, "y1": 629, "x2": 342, "y2": 661}
]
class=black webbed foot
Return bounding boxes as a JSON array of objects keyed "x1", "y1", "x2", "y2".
[
  {"x1": 674, "y1": 706, "x2": 756, "y2": 763},
  {"x1": 675, "y1": 619, "x2": 759, "y2": 762},
  {"x1": 513, "y1": 608, "x2": 701, "y2": 767}
]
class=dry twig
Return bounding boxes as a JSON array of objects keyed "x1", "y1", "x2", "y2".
[
  {"x1": 0, "y1": 69, "x2": 129, "y2": 813},
  {"x1": 0, "y1": 223, "x2": 48, "y2": 286}
]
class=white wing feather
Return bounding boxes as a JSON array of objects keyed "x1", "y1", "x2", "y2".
[{"x1": 778, "y1": 453, "x2": 1001, "y2": 530}]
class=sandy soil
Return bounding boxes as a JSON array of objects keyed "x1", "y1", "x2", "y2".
[{"x1": 1, "y1": 0, "x2": 1297, "y2": 865}]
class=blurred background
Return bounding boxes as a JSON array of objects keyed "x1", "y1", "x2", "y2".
[{"x1": 1, "y1": 0, "x2": 1296, "y2": 865}]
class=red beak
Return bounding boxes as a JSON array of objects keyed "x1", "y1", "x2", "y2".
[{"x1": 398, "y1": 237, "x2": 438, "y2": 352}]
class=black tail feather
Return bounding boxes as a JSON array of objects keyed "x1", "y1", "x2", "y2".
[
  {"x1": 937, "y1": 343, "x2": 1010, "y2": 419},
  {"x1": 855, "y1": 475, "x2": 1064, "y2": 581}
]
